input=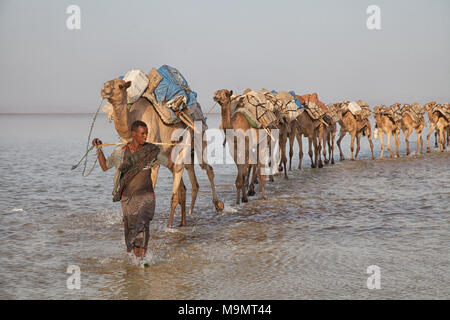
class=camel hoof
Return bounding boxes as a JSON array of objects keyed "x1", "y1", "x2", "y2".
[
  {"x1": 311, "y1": 164, "x2": 316, "y2": 168},
  {"x1": 178, "y1": 222, "x2": 187, "y2": 227},
  {"x1": 254, "y1": 178, "x2": 259, "y2": 185},
  {"x1": 278, "y1": 165, "x2": 283, "y2": 172},
  {"x1": 340, "y1": 157, "x2": 345, "y2": 161},
  {"x1": 284, "y1": 176, "x2": 288, "y2": 180},
  {"x1": 242, "y1": 197, "x2": 248, "y2": 203},
  {"x1": 331, "y1": 159, "x2": 335, "y2": 165},
  {"x1": 247, "y1": 190, "x2": 256, "y2": 197},
  {"x1": 260, "y1": 196, "x2": 266, "y2": 200},
  {"x1": 214, "y1": 200, "x2": 224, "y2": 212},
  {"x1": 188, "y1": 209, "x2": 193, "y2": 216},
  {"x1": 324, "y1": 160, "x2": 329, "y2": 165},
  {"x1": 269, "y1": 177, "x2": 274, "y2": 182}
]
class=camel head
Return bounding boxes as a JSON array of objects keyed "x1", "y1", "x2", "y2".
[
  {"x1": 424, "y1": 101, "x2": 437, "y2": 111},
  {"x1": 100, "y1": 79, "x2": 131, "y2": 104},
  {"x1": 213, "y1": 89, "x2": 233, "y2": 106}
]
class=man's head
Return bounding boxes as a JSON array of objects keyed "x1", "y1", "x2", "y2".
[{"x1": 131, "y1": 120, "x2": 148, "y2": 145}]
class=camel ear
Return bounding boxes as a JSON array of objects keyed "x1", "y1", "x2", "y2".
[
  {"x1": 229, "y1": 90, "x2": 233, "y2": 97},
  {"x1": 120, "y1": 81, "x2": 132, "y2": 89}
]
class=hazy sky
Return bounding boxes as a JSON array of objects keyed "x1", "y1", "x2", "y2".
[{"x1": 0, "y1": 0, "x2": 449, "y2": 113}]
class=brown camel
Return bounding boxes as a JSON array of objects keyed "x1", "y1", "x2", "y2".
[
  {"x1": 424, "y1": 101, "x2": 449, "y2": 152},
  {"x1": 214, "y1": 89, "x2": 269, "y2": 204},
  {"x1": 336, "y1": 102, "x2": 375, "y2": 161},
  {"x1": 400, "y1": 103, "x2": 426, "y2": 155},
  {"x1": 101, "y1": 79, "x2": 223, "y2": 227},
  {"x1": 373, "y1": 105, "x2": 401, "y2": 159},
  {"x1": 286, "y1": 94, "x2": 326, "y2": 170}
]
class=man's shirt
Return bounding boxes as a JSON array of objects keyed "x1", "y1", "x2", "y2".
[{"x1": 105, "y1": 144, "x2": 169, "y2": 195}]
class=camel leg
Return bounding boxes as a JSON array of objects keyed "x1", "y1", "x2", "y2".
[
  {"x1": 235, "y1": 164, "x2": 246, "y2": 205},
  {"x1": 404, "y1": 127, "x2": 412, "y2": 155},
  {"x1": 366, "y1": 127, "x2": 375, "y2": 160},
  {"x1": 447, "y1": 124, "x2": 450, "y2": 146},
  {"x1": 355, "y1": 131, "x2": 362, "y2": 160},
  {"x1": 196, "y1": 139, "x2": 224, "y2": 212},
  {"x1": 288, "y1": 128, "x2": 295, "y2": 170},
  {"x1": 330, "y1": 129, "x2": 336, "y2": 164},
  {"x1": 168, "y1": 163, "x2": 185, "y2": 228},
  {"x1": 337, "y1": 129, "x2": 346, "y2": 161},
  {"x1": 247, "y1": 164, "x2": 257, "y2": 196},
  {"x1": 184, "y1": 164, "x2": 199, "y2": 216},
  {"x1": 419, "y1": 128, "x2": 423, "y2": 153},
  {"x1": 259, "y1": 166, "x2": 267, "y2": 200},
  {"x1": 394, "y1": 129, "x2": 400, "y2": 157},
  {"x1": 434, "y1": 131, "x2": 438, "y2": 148},
  {"x1": 427, "y1": 123, "x2": 436, "y2": 153},
  {"x1": 349, "y1": 132, "x2": 356, "y2": 160},
  {"x1": 310, "y1": 136, "x2": 317, "y2": 168},
  {"x1": 178, "y1": 178, "x2": 187, "y2": 226},
  {"x1": 279, "y1": 132, "x2": 288, "y2": 179},
  {"x1": 322, "y1": 130, "x2": 329, "y2": 164},
  {"x1": 415, "y1": 127, "x2": 423, "y2": 155},
  {"x1": 151, "y1": 164, "x2": 160, "y2": 191},
  {"x1": 387, "y1": 131, "x2": 393, "y2": 158},
  {"x1": 297, "y1": 132, "x2": 304, "y2": 169},
  {"x1": 438, "y1": 126, "x2": 445, "y2": 152},
  {"x1": 316, "y1": 126, "x2": 324, "y2": 168},
  {"x1": 379, "y1": 131, "x2": 385, "y2": 160},
  {"x1": 268, "y1": 142, "x2": 274, "y2": 182}
]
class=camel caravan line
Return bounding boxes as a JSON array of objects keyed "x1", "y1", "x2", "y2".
[{"x1": 75, "y1": 65, "x2": 450, "y2": 227}]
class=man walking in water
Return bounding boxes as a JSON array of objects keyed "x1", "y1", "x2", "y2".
[{"x1": 92, "y1": 120, "x2": 171, "y2": 259}]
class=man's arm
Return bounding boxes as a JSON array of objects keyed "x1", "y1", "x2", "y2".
[{"x1": 92, "y1": 138, "x2": 109, "y2": 171}]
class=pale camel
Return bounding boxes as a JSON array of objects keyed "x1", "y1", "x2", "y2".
[
  {"x1": 373, "y1": 105, "x2": 401, "y2": 159},
  {"x1": 424, "y1": 102, "x2": 449, "y2": 152},
  {"x1": 101, "y1": 79, "x2": 223, "y2": 227},
  {"x1": 321, "y1": 104, "x2": 338, "y2": 165},
  {"x1": 400, "y1": 103, "x2": 426, "y2": 155},
  {"x1": 214, "y1": 89, "x2": 268, "y2": 204},
  {"x1": 335, "y1": 102, "x2": 375, "y2": 161}
]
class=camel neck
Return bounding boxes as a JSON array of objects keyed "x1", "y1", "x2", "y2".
[
  {"x1": 220, "y1": 100, "x2": 232, "y2": 129},
  {"x1": 110, "y1": 97, "x2": 131, "y2": 141}
]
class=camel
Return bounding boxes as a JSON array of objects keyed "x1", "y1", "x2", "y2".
[
  {"x1": 286, "y1": 94, "x2": 327, "y2": 170},
  {"x1": 400, "y1": 103, "x2": 426, "y2": 155},
  {"x1": 321, "y1": 104, "x2": 339, "y2": 165},
  {"x1": 101, "y1": 78, "x2": 223, "y2": 227},
  {"x1": 214, "y1": 89, "x2": 270, "y2": 204},
  {"x1": 335, "y1": 102, "x2": 375, "y2": 161},
  {"x1": 373, "y1": 105, "x2": 401, "y2": 159},
  {"x1": 424, "y1": 102, "x2": 449, "y2": 152}
]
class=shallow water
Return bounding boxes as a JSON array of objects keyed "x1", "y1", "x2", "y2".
[{"x1": 0, "y1": 113, "x2": 448, "y2": 299}]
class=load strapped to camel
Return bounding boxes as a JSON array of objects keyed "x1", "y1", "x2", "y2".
[
  {"x1": 298, "y1": 93, "x2": 326, "y2": 120},
  {"x1": 373, "y1": 104, "x2": 402, "y2": 123},
  {"x1": 344, "y1": 100, "x2": 371, "y2": 121},
  {"x1": 389, "y1": 103, "x2": 403, "y2": 123},
  {"x1": 401, "y1": 103, "x2": 425, "y2": 123},
  {"x1": 233, "y1": 89, "x2": 279, "y2": 129},
  {"x1": 270, "y1": 90, "x2": 300, "y2": 122},
  {"x1": 431, "y1": 103, "x2": 450, "y2": 121},
  {"x1": 326, "y1": 103, "x2": 341, "y2": 123},
  {"x1": 121, "y1": 66, "x2": 207, "y2": 131}
]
